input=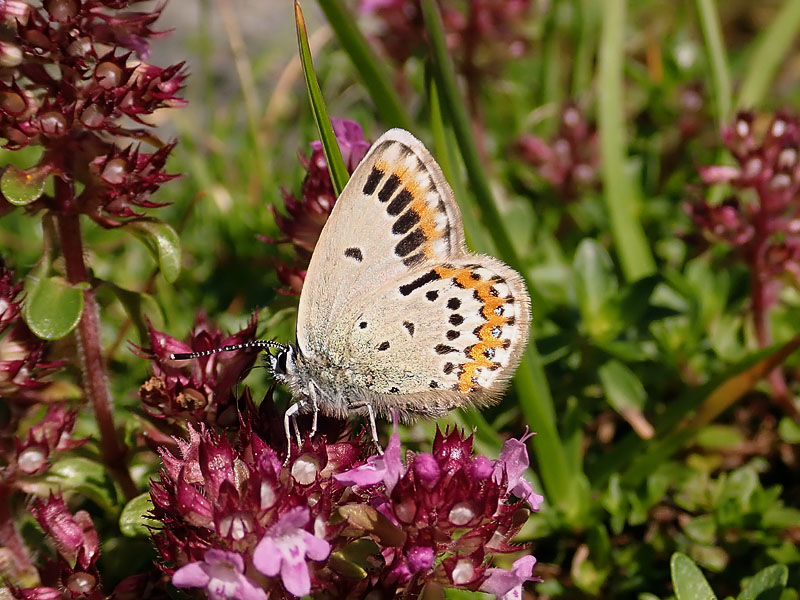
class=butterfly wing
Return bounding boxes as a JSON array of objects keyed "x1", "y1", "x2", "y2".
[
  {"x1": 294, "y1": 128, "x2": 530, "y2": 418},
  {"x1": 337, "y1": 256, "x2": 531, "y2": 418},
  {"x1": 297, "y1": 129, "x2": 466, "y2": 355}
]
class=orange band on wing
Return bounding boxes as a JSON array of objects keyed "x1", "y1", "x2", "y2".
[{"x1": 434, "y1": 265, "x2": 510, "y2": 392}]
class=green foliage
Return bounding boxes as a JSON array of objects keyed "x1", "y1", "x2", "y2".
[{"x1": 2, "y1": 0, "x2": 800, "y2": 598}]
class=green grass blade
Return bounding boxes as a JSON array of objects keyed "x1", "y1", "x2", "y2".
[
  {"x1": 421, "y1": 0, "x2": 576, "y2": 510},
  {"x1": 598, "y1": 0, "x2": 656, "y2": 282},
  {"x1": 737, "y1": 0, "x2": 800, "y2": 109},
  {"x1": 295, "y1": 0, "x2": 349, "y2": 195},
  {"x1": 420, "y1": 0, "x2": 520, "y2": 270},
  {"x1": 317, "y1": 0, "x2": 413, "y2": 130},
  {"x1": 572, "y1": 0, "x2": 599, "y2": 96},
  {"x1": 426, "y1": 69, "x2": 492, "y2": 255},
  {"x1": 695, "y1": 0, "x2": 732, "y2": 128}
]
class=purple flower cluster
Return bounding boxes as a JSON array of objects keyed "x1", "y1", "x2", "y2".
[
  {"x1": 359, "y1": 0, "x2": 533, "y2": 80},
  {"x1": 516, "y1": 104, "x2": 599, "y2": 198},
  {"x1": 689, "y1": 112, "x2": 800, "y2": 289},
  {"x1": 0, "y1": 0, "x2": 185, "y2": 227},
  {"x1": 148, "y1": 412, "x2": 539, "y2": 598},
  {"x1": 688, "y1": 111, "x2": 800, "y2": 405},
  {"x1": 268, "y1": 119, "x2": 370, "y2": 295}
]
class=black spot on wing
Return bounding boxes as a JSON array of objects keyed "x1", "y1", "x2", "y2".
[
  {"x1": 403, "y1": 321, "x2": 415, "y2": 336},
  {"x1": 443, "y1": 362, "x2": 455, "y2": 374},
  {"x1": 449, "y1": 314, "x2": 464, "y2": 326},
  {"x1": 426, "y1": 290, "x2": 439, "y2": 302},
  {"x1": 446, "y1": 330, "x2": 460, "y2": 340},
  {"x1": 392, "y1": 209, "x2": 420, "y2": 234},
  {"x1": 447, "y1": 298, "x2": 461, "y2": 310},
  {"x1": 399, "y1": 270, "x2": 440, "y2": 296},
  {"x1": 389, "y1": 387, "x2": 400, "y2": 393},
  {"x1": 403, "y1": 253, "x2": 424, "y2": 268},
  {"x1": 429, "y1": 380, "x2": 439, "y2": 389},
  {"x1": 378, "y1": 174, "x2": 401, "y2": 203},
  {"x1": 395, "y1": 229, "x2": 426, "y2": 257},
  {"x1": 344, "y1": 247, "x2": 363, "y2": 262},
  {"x1": 387, "y1": 189, "x2": 413, "y2": 216},
  {"x1": 363, "y1": 167, "x2": 384, "y2": 195},
  {"x1": 377, "y1": 341, "x2": 390, "y2": 351},
  {"x1": 435, "y1": 344, "x2": 458, "y2": 354}
]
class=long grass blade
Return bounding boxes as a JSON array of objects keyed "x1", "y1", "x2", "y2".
[
  {"x1": 317, "y1": 0, "x2": 413, "y2": 130},
  {"x1": 598, "y1": 0, "x2": 656, "y2": 281},
  {"x1": 737, "y1": 0, "x2": 800, "y2": 109},
  {"x1": 421, "y1": 0, "x2": 576, "y2": 510},
  {"x1": 695, "y1": 0, "x2": 732, "y2": 128},
  {"x1": 295, "y1": 0, "x2": 349, "y2": 195}
]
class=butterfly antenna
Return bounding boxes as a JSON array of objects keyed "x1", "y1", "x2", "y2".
[{"x1": 169, "y1": 339, "x2": 287, "y2": 361}]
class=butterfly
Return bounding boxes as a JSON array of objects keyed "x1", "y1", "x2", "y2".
[{"x1": 173, "y1": 129, "x2": 531, "y2": 456}]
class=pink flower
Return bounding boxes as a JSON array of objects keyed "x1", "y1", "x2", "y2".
[
  {"x1": 253, "y1": 506, "x2": 331, "y2": 597},
  {"x1": 310, "y1": 118, "x2": 371, "y2": 172},
  {"x1": 480, "y1": 555, "x2": 539, "y2": 600},
  {"x1": 493, "y1": 431, "x2": 544, "y2": 510},
  {"x1": 172, "y1": 549, "x2": 267, "y2": 600},
  {"x1": 334, "y1": 428, "x2": 404, "y2": 493}
]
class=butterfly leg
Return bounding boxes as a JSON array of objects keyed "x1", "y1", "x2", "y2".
[
  {"x1": 283, "y1": 401, "x2": 305, "y2": 466},
  {"x1": 347, "y1": 401, "x2": 384, "y2": 456},
  {"x1": 307, "y1": 382, "x2": 319, "y2": 437}
]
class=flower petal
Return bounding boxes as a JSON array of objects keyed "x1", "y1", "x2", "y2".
[
  {"x1": 280, "y1": 555, "x2": 312, "y2": 597},
  {"x1": 172, "y1": 561, "x2": 210, "y2": 588},
  {"x1": 300, "y1": 530, "x2": 331, "y2": 561},
  {"x1": 253, "y1": 535, "x2": 281, "y2": 577}
]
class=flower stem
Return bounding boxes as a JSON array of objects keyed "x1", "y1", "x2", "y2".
[
  {"x1": 749, "y1": 238, "x2": 798, "y2": 419},
  {"x1": 0, "y1": 491, "x2": 35, "y2": 579},
  {"x1": 54, "y1": 178, "x2": 137, "y2": 500}
]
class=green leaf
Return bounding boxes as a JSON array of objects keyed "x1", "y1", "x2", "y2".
[
  {"x1": 328, "y1": 539, "x2": 383, "y2": 580},
  {"x1": 683, "y1": 515, "x2": 717, "y2": 545},
  {"x1": 45, "y1": 457, "x2": 118, "y2": 513},
  {"x1": 23, "y1": 275, "x2": 84, "y2": 340},
  {"x1": 295, "y1": 0, "x2": 349, "y2": 196},
  {"x1": 443, "y1": 590, "x2": 492, "y2": 600},
  {"x1": 573, "y1": 239, "x2": 618, "y2": 340},
  {"x1": 119, "y1": 493, "x2": 158, "y2": 538},
  {"x1": 316, "y1": 0, "x2": 412, "y2": 130},
  {"x1": 737, "y1": 564, "x2": 788, "y2": 600},
  {"x1": 671, "y1": 552, "x2": 718, "y2": 600},
  {"x1": 338, "y1": 504, "x2": 406, "y2": 547},
  {"x1": 105, "y1": 281, "x2": 164, "y2": 341},
  {"x1": 598, "y1": 360, "x2": 653, "y2": 439},
  {"x1": 778, "y1": 417, "x2": 800, "y2": 444},
  {"x1": 127, "y1": 219, "x2": 182, "y2": 283},
  {"x1": 1, "y1": 165, "x2": 46, "y2": 206}
]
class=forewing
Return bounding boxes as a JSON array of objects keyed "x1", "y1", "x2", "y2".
[
  {"x1": 333, "y1": 256, "x2": 531, "y2": 413},
  {"x1": 297, "y1": 129, "x2": 466, "y2": 355}
]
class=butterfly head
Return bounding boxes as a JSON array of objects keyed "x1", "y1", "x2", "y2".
[{"x1": 266, "y1": 343, "x2": 298, "y2": 383}]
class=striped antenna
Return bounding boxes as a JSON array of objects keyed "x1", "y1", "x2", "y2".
[{"x1": 169, "y1": 339, "x2": 287, "y2": 360}]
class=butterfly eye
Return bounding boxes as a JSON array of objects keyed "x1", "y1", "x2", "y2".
[{"x1": 277, "y1": 350, "x2": 289, "y2": 374}]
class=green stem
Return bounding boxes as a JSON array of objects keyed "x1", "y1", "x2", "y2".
[
  {"x1": 737, "y1": 0, "x2": 800, "y2": 109},
  {"x1": 55, "y1": 180, "x2": 137, "y2": 500},
  {"x1": 695, "y1": 0, "x2": 732, "y2": 128},
  {"x1": 317, "y1": 0, "x2": 413, "y2": 130},
  {"x1": 598, "y1": 0, "x2": 656, "y2": 281},
  {"x1": 421, "y1": 0, "x2": 576, "y2": 510}
]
